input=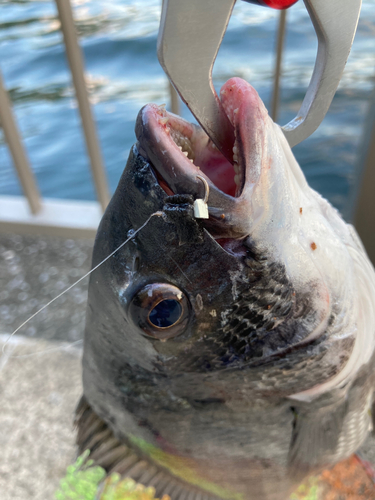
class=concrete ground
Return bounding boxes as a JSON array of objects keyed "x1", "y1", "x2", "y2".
[
  {"x1": 0, "y1": 334, "x2": 82, "y2": 500},
  {"x1": 0, "y1": 232, "x2": 92, "y2": 500},
  {"x1": 0, "y1": 233, "x2": 93, "y2": 343}
]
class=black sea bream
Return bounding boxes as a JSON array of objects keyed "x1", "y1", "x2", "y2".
[{"x1": 77, "y1": 78, "x2": 375, "y2": 500}]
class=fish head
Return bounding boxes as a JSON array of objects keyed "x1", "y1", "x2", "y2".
[{"x1": 85, "y1": 77, "x2": 360, "y2": 379}]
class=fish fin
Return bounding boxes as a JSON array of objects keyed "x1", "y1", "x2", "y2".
[
  {"x1": 75, "y1": 395, "x2": 221, "y2": 500},
  {"x1": 289, "y1": 392, "x2": 372, "y2": 481},
  {"x1": 288, "y1": 404, "x2": 346, "y2": 479}
]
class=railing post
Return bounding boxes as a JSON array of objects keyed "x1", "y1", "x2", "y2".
[
  {"x1": 0, "y1": 70, "x2": 41, "y2": 215},
  {"x1": 55, "y1": 0, "x2": 110, "y2": 212},
  {"x1": 353, "y1": 84, "x2": 375, "y2": 265},
  {"x1": 271, "y1": 9, "x2": 287, "y2": 122}
]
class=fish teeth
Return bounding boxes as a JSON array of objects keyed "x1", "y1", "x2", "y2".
[
  {"x1": 183, "y1": 151, "x2": 189, "y2": 157},
  {"x1": 159, "y1": 117, "x2": 169, "y2": 125},
  {"x1": 234, "y1": 174, "x2": 240, "y2": 185},
  {"x1": 233, "y1": 143, "x2": 238, "y2": 163},
  {"x1": 234, "y1": 108, "x2": 239, "y2": 115},
  {"x1": 178, "y1": 146, "x2": 183, "y2": 151},
  {"x1": 233, "y1": 161, "x2": 239, "y2": 174}
]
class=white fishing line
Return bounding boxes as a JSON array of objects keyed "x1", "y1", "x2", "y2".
[{"x1": 1, "y1": 212, "x2": 163, "y2": 359}]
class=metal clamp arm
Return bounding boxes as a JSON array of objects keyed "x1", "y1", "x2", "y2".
[
  {"x1": 158, "y1": 0, "x2": 362, "y2": 155},
  {"x1": 158, "y1": 0, "x2": 236, "y2": 162},
  {"x1": 284, "y1": 0, "x2": 362, "y2": 147}
]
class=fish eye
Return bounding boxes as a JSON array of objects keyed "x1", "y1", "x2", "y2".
[
  {"x1": 129, "y1": 284, "x2": 190, "y2": 340},
  {"x1": 148, "y1": 299, "x2": 182, "y2": 328}
]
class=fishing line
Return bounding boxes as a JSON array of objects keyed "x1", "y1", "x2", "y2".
[{"x1": 1, "y1": 212, "x2": 163, "y2": 359}]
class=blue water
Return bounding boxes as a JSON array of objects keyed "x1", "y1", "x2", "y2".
[{"x1": 0, "y1": 0, "x2": 374, "y2": 219}]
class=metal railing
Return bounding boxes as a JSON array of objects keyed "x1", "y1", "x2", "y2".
[
  {"x1": 0, "y1": 0, "x2": 110, "y2": 236},
  {"x1": 353, "y1": 85, "x2": 375, "y2": 264},
  {"x1": 0, "y1": 4, "x2": 374, "y2": 263},
  {"x1": 55, "y1": 0, "x2": 110, "y2": 212},
  {"x1": 0, "y1": 0, "x2": 182, "y2": 237},
  {"x1": 0, "y1": 71, "x2": 41, "y2": 215}
]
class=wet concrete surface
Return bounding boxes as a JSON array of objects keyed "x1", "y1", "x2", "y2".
[
  {"x1": 0, "y1": 334, "x2": 82, "y2": 500},
  {"x1": 0, "y1": 233, "x2": 94, "y2": 343},
  {"x1": 0, "y1": 232, "x2": 90, "y2": 499}
]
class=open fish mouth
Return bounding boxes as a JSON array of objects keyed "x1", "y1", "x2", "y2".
[
  {"x1": 135, "y1": 78, "x2": 268, "y2": 238},
  {"x1": 136, "y1": 101, "x2": 240, "y2": 197}
]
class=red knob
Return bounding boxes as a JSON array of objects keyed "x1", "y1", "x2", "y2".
[{"x1": 243, "y1": 0, "x2": 299, "y2": 9}]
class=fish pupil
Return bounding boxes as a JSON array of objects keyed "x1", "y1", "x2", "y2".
[{"x1": 149, "y1": 300, "x2": 182, "y2": 328}]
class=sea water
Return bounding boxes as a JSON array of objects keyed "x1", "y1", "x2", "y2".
[{"x1": 0, "y1": 0, "x2": 374, "y2": 219}]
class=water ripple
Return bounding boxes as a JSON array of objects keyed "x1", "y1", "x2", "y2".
[{"x1": 0, "y1": 0, "x2": 374, "y2": 218}]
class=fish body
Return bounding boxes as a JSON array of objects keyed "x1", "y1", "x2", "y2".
[{"x1": 80, "y1": 78, "x2": 375, "y2": 500}]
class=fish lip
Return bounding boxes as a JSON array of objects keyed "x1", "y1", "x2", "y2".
[{"x1": 135, "y1": 104, "x2": 248, "y2": 238}]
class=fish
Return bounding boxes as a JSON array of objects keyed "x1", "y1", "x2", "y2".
[{"x1": 77, "y1": 77, "x2": 375, "y2": 500}]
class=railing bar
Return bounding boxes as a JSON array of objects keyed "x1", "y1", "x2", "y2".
[
  {"x1": 0, "y1": 70, "x2": 41, "y2": 215},
  {"x1": 169, "y1": 81, "x2": 180, "y2": 115},
  {"x1": 0, "y1": 195, "x2": 100, "y2": 238},
  {"x1": 55, "y1": 0, "x2": 110, "y2": 212},
  {"x1": 352, "y1": 83, "x2": 375, "y2": 265},
  {"x1": 271, "y1": 9, "x2": 287, "y2": 123}
]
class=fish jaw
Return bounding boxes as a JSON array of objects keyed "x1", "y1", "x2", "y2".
[
  {"x1": 133, "y1": 77, "x2": 311, "y2": 245},
  {"x1": 134, "y1": 80, "x2": 270, "y2": 239},
  {"x1": 219, "y1": 77, "x2": 271, "y2": 196}
]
